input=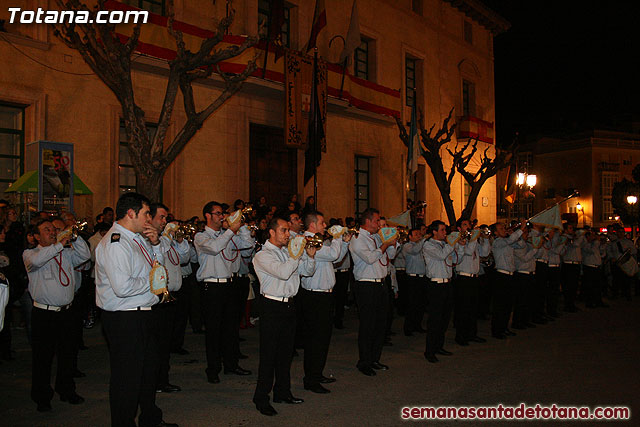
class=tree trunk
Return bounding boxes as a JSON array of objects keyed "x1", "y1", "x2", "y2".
[
  {"x1": 135, "y1": 169, "x2": 165, "y2": 201},
  {"x1": 459, "y1": 180, "x2": 484, "y2": 222}
]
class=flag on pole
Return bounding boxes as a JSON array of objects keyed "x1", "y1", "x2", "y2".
[
  {"x1": 305, "y1": 0, "x2": 327, "y2": 53},
  {"x1": 339, "y1": 0, "x2": 361, "y2": 65},
  {"x1": 407, "y1": 101, "x2": 421, "y2": 176},
  {"x1": 388, "y1": 210, "x2": 412, "y2": 228},
  {"x1": 530, "y1": 204, "x2": 563, "y2": 230},
  {"x1": 304, "y1": 51, "x2": 325, "y2": 185}
]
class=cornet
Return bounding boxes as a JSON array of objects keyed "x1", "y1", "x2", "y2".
[
  {"x1": 305, "y1": 233, "x2": 324, "y2": 249},
  {"x1": 175, "y1": 222, "x2": 198, "y2": 242},
  {"x1": 57, "y1": 220, "x2": 88, "y2": 243}
]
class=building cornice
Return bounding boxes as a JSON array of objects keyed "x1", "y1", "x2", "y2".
[{"x1": 442, "y1": 0, "x2": 511, "y2": 35}]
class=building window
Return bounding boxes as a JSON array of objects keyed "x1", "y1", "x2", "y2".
[
  {"x1": 121, "y1": 0, "x2": 165, "y2": 15},
  {"x1": 0, "y1": 103, "x2": 24, "y2": 194},
  {"x1": 258, "y1": 0, "x2": 290, "y2": 48},
  {"x1": 355, "y1": 156, "x2": 370, "y2": 218},
  {"x1": 601, "y1": 172, "x2": 618, "y2": 221},
  {"x1": 118, "y1": 120, "x2": 157, "y2": 195},
  {"x1": 462, "y1": 79, "x2": 476, "y2": 116},
  {"x1": 354, "y1": 40, "x2": 369, "y2": 80},
  {"x1": 464, "y1": 20, "x2": 473, "y2": 44},
  {"x1": 411, "y1": 0, "x2": 423, "y2": 15},
  {"x1": 406, "y1": 58, "x2": 417, "y2": 107}
]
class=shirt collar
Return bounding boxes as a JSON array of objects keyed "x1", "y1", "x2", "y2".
[{"x1": 114, "y1": 221, "x2": 137, "y2": 240}]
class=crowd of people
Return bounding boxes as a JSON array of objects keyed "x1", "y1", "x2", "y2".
[{"x1": 0, "y1": 194, "x2": 637, "y2": 425}]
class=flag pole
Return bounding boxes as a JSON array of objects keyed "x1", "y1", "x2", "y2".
[
  {"x1": 528, "y1": 190, "x2": 579, "y2": 221},
  {"x1": 313, "y1": 48, "x2": 319, "y2": 207}
]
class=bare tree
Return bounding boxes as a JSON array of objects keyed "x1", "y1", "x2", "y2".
[
  {"x1": 396, "y1": 109, "x2": 515, "y2": 225},
  {"x1": 51, "y1": 0, "x2": 258, "y2": 200}
]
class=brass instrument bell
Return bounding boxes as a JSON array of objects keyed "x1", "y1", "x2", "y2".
[{"x1": 305, "y1": 233, "x2": 324, "y2": 249}]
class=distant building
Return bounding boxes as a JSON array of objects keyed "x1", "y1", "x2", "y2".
[
  {"x1": 1, "y1": 0, "x2": 508, "y2": 223},
  {"x1": 502, "y1": 127, "x2": 640, "y2": 228}
]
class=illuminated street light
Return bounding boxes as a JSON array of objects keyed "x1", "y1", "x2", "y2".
[
  {"x1": 526, "y1": 174, "x2": 537, "y2": 188},
  {"x1": 627, "y1": 195, "x2": 637, "y2": 205},
  {"x1": 516, "y1": 173, "x2": 525, "y2": 186}
]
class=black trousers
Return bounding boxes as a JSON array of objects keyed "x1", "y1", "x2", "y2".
[
  {"x1": 396, "y1": 269, "x2": 408, "y2": 315},
  {"x1": 170, "y1": 281, "x2": 191, "y2": 351},
  {"x1": 513, "y1": 272, "x2": 535, "y2": 325},
  {"x1": 253, "y1": 296, "x2": 296, "y2": 405},
  {"x1": 187, "y1": 271, "x2": 203, "y2": 332},
  {"x1": 299, "y1": 288, "x2": 334, "y2": 386},
  {"x1": 70, "y1": 292, "x2": 85, "y2": 371},
  {"x1": 31, "y1": 306, "x2": 76, "y2": 405},
  {"x1": 102, "y1": 310, "x2": 162, "y2": 427},
  {"x1": 533, "y1": 262, "x2": 549, "y2": 320},
  {"x1": 153, "y1": 301, "x2": 178, "y2": 387},
  {"x1": 385, "y1": 278, "x2": 395, "y2": 335},
  {"x1": 562, "y1": 263, "x2": 580, "y2": 309},
  {"x1": 582, "y1": 265, "x2": 603, "y2": 306},
  {"x1": 491, "y1": 272, "x2": 514, "y2": 336},
  {"x1": 333, "y1": 270, "x2": 349, "y2": 326},
  {"x1": 454, "y1": 275, "x2": 479, "y2": 342},
  {"x1": 200, "y1": 281, "x2": 239, "y2": 378},
  {"x1": 425, "y1": 280, "x2": 453, "y2": 356},
  {"x1": 546, "y1": 266, "x2": 562, "y2": 316},
  {"x1": 404, "y1": 275, "x2": 427, "y2": 333},
  {"x1": 353, "y1": 280, "x2": 388, "y2": 369},
  {"x1": 477, "y1": 270, "x2": 492, "y2": 318}
]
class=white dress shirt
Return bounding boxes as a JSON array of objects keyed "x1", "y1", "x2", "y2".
[
  {"x1": 253, "y1": 241, "x2": 316, "y2": 298},
  {"x1": 159, "y1": 236, "x2": 190, "y2": 291},
  {"x1": 301, "y1": 233, "x2": 348, "y2": 291},
  {"x1": 349, "y1": 229, "x2": 397, "y2": 281},
  {"x1": 24, "y1": 239, "x2": 90, "y2": 307},
  {"x1": 194, "y1": 226, "x2": 236, "y2": 280},
  {"x1": 422, "y1": 238, "x2": 457, "y2": 279},
  {"x1": 95, "y1": 222, "x2": 164, "y2": 311}
]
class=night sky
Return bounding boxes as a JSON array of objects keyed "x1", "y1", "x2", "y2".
[{"x1": 482, "y1": 1, "x2": 640, "y2": 145}]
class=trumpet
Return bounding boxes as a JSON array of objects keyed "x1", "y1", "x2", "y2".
[
  {"x1": 346, "y1": 226, "x2": 360, "y2": 237},
  {"x1": 479, "y1": 228, "x2": 491, "y2": 238},
  {"x1": 57, "y1": 220, "x2": 88, "y2": 243},
  {"x1": 226, "y1": 204, "x2": 254, "y2": 227},
  {"x1": 396, "y1": 226, "x2": 409, "y2": 243},
  {"x1": 459, "y1": 230, "x2": 473, "y2": 242},
  {"x1": 305, "y1": 233, "x2": 324, "y2": 249},
  {"x1": 175, "y1": 222, "x2": 199, "y2": 242}
]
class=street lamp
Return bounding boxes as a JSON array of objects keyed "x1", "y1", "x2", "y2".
[
  {"x1": 576, "y1": 202, "x2": 584, "y2": 227},
  {"x1": 627, "y1": 195, "x2": 638, "y2": 237}
]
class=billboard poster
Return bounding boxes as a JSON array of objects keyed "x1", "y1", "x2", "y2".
[{"x1": 38, "y1": 141, "x2": 74, "y2": 213}]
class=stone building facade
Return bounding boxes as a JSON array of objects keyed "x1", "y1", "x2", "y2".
[{"x1": 0, "y1": 0, "x2": 508, "y2": 223}]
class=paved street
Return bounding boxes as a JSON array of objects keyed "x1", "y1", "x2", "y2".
[{"x1": 1, "y1": 298, "x2": 638, "y2": 426}]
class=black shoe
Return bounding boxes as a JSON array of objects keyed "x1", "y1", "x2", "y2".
[
  {"x1": 154, "y1": 421, "x2": 179, "y2": 427},
  {"x1": 319, "y1": 375, "x2": 337, "y2": 384},
  {"x1": 156, "y1": 383, "x2": 181, "y2": 393},
  {"x1": 564, "y1": 306, "x2": 577, "y2": 313},
  {"x1": 504, "y1": 329, "x2": 516, "y2": 336},
  {"x1": 470, "y1": 336, "x2": 486, "y2": 343},
  {"x1": 372, "y1": 362, "x2": 389, "y2": 370},
  {"x1": 256, "y1": 404, "x2": 278, "y2": 416},
  {"x1": 171, "y1": 348, "x2": 189, "y2": 355},
  {"x1": 358, "y1": 366, "x2": 376, "y2": 376},
  {"x1": 207, "y1": 375, "x2": 220, "y2": 384},
  {"x1": 304, "y1": 383, "x2": 331, "y2": 394},
  {"x1": 60, "y1": 393, "x2": 85, "y2": 404},
  {"x1": 424, "y1": 353, "x2": 439, "y2": 363},
  {"x1": 597, "y1": 303, "x2": 610, "y2": 308},
  {"x1": 524, "y1": 322, "x2": 536, "y2": 328},
  {"x1": 224, "y1": 367, "x2": 251, "y2": 376},
  {"x1": 455, "y1": 339, "x2": 469, "y2": 346},
  {"x1": 436, "y1": 349, "x2": 453, "y2": 356},
  {"x1": 37, "y1": 402, "x2": 52, "y2": 412},
  {"x1": 273, "y1": 396, "x2": 304, "y2": 404},
  {"x1": 72, "y1": 369, "x2": 86, "y2": 378},
  {"x1": 492, "y1": 333, "x2": 506, "y2": 339},
  {"x1": 238, "y1": 353, "x2": 249, "y2": 360},
  {"x1": 511, "y1": 323, "x2": 527, "y2": 330},
  {"x1": 416, "y1": 327, "x2": 427, "y2": 333},
  {"x1": 532, "y1": 318, "x2": 547, "y2": 325}
]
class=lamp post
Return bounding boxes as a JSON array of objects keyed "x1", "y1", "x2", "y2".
[
  {"x1": 627, "y1": 195, "x2": 637, "y2": 238},
  {"x1": 515, "y1": 170, "x2": 537, "y2": 220},
  {"x1": 576, "y1": 202, "x2": 584, "y2": 228}
]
